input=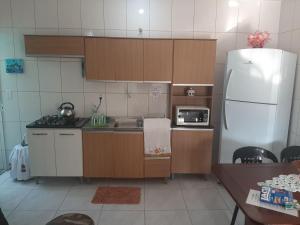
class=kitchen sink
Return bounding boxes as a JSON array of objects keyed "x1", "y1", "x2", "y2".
[{"x1": 114, "y1": 118, "x2": 143, "y2": 129}]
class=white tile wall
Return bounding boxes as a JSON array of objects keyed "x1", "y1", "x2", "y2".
[
  {"x1": 149, "y1": 0, "x2": 172, "y2": 31},
  {"x1": 259, "y1": 0, "x2": 281, "y2": 33},
  {"x1": 127, "y1": 0, "x2": 149, "y2": 30},
  {"x1": 0, "y1": 28, "x2": 14, "y2": 59},
  {"x1": 278, "y1": 0, "x2": 300, "y2": 146},
  {"x1": 81, "y1": 0, "x2": 104, "y2": 30},
  {"x1": 106, "y1": 93, "x2": 128, "y2": 117},
  {"x1": 35, "y1": 0, "x2": 58, "y2": 29},
  {"x1": 0, "y1": 0, "x2": 12, "y2": 28},
  {"x1": 194, "y1": 0, "x2": 216, "y2": 32},
  {"x1": 11, "y1": 0, "x2": 35, "y2": 28},
  {"x1": 40, "y1": 92, "x2": 62, "y2": 116},
  {"x1": 16, "y1": 61, "x2": 39, "y2": 92},
  {"x1": 237, "y1": 0, "x2": 261, "y2": 33},
  {"x1": 38, "y1": 61, "x2": 61, "y2": 92},
  {"x1": 172, "y1": 0, "x2": 194, "y2": 32},
  {"x1": 216, "y1": 0, "x2": 239, "y2": 32},
  {"x1": 58, "y1": 0, "x2": 81, "y2": 29},
  {"x1": 0, "y1": 0, "x2": 283, "y2": 165},
  {"x1": 104, "y1": 0, "x2": 126, "y2": 30},
  {"x1": 128, "y1": 94, "x2": 148, "y2": 116},
  {"x1": 61, "y1": 61, "x2": 84, "y2": 92}
]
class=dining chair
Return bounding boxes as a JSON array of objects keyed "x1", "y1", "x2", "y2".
[
  {"x1": 280, "y1": 146, "x2": 300, "y2": 162},
  {"x1": 0, "y1": 208, "x2": 9, "y2": 225},
  {"x1": 230, "y1": 146, "x2": 278, "y2": 225}
]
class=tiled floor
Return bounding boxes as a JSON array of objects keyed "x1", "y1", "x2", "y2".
[{"x1": 0, "y1": 172, "x2": 245, "y2": 225}]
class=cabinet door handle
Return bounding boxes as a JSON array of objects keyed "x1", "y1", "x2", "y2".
[
  {"x1": 59, "y1": 133, "x2": 75, "y2": 136},
  {"x1": 32, "y1": 133, "x2": 48, "y2": 136}
]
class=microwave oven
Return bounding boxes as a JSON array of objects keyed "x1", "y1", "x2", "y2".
[{"x1": 175, "y1": 106, "x2": 210, "y2": 126}]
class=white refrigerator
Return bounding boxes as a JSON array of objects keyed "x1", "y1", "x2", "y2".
[{"x1": 219, "y1": 48, "x2": 297, "y2": 163}]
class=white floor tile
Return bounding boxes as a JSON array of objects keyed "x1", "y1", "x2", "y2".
[
  {"x1": 2, "y1": 209, "x2": 12, "y2": 218},
  {"x1": 98, "y1": 211, "x2": 144, "y2": 225},
  {"x1": 225, "y1": 209, "x2": 245, "y2": 225},
  {"x1": 0, "y1": 173, "x2": 238, "y2": 225},
  {"x1": 216, "y1": 185, "x2": 236, "y2": 211},
  {"x1": 178, "y1": 175, "x2": 217, "y2": 190},
  {"x1": 189, "y1": 210, "x2": 230, "y2": 225},
  {"x1": 145, "y1": 188, "x2": 185, "y2": 210},
  {"x1": 60, "y1": 186, "x2": 102, "y2": 211},
  {"x1": 182, "y1": 188, "x2": 227, "y2": 210},
  {"x1": 16, "y1": 188, "x2": 69, "y2": 210},
  {"x1": 1, "y1": 177, "x2": 36, "y2": 189},
  {"x1": 145, "y1": 210, "x2": 192, "y2": 225},
  {"x1": 145, "y1": 179, "x2": 180, "y2": 191},
  {"x1": 0, "y1": 187, "x2": 32, "y2": 210},
  {"x1": 7, "y1": 210, "x2": 56, "y2": 225},
  {"x1": 0, "y1": 171, "x2": 10, "y2": 185}
]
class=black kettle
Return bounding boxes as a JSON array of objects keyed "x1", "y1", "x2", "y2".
[{"x1": 58, "y1": 102, "x2": 75, "y2": 119}]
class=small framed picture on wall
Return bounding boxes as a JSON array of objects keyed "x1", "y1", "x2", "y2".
[{"x1": 5, "y1": 58, "x2": 24, "y2": 74}]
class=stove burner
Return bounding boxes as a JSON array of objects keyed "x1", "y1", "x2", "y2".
[{"x1": 28, "y1": 115, "x2": 87, "y2": 128}]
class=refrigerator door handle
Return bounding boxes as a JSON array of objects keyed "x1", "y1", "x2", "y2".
[
  {"x1": 224, "y1": 69, "x2": 233, "y2": 99},
  {"x1": 223, "y1": 101, "x2": 228, "y2": 130}
]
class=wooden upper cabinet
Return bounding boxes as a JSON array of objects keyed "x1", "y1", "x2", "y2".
[
  {"x1": 85, "y1": 38, "x2": 143, "y2": 81},
  {"x1": 108, "y1": 38, "x2": 143, "y2": 81},
  {"x1": 24, "y1": 35, "x2": 84, "y2": 56},
  {"x1": 173, "y1": 40, "x2": 216, "y2": 84},
  {"x1": 143, "y1": 39, "x2": 173, "y2": 82},
  {"x1": 84, "y1": 38, "x2": 111, "y2": 80}
]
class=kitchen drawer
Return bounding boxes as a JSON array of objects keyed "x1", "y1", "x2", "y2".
[{"x1": 144, "y1": 157, "x2": 171, "y2": 178}]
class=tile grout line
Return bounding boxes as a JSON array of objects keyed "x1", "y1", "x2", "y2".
[
  {"x1": 53, "y1": 183, "x2": 75, "y2": 218},
  {"x1": 178, "y1": 180, "x2": 194, "y2": 225},
  {"x1": 6, "y1": 185, "x2": 36, "y2": 219}
]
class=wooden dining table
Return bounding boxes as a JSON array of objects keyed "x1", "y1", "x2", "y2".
[{"x1": 213, "y1": 163, "x2": 300, "y2": 225}]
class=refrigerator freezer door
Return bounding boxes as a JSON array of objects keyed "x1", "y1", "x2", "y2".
[
  {"x1": 220, "y1": 100, "x2": 277, "y2": 163},
  {"x1": 225, "y1": 49, "x2": 282, "y2": 104}
]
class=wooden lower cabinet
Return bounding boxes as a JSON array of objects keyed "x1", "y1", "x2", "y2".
[
  {"x1": 113, "y1": 132, "x2": 144, "y2": 178},
  {"x1": 83, "y1": 131, "x2": 144, "y2": 178},
  {"x1": 171, "y1": 130, "x2": 213, "y2": 174},
  {"x1": 83, "y1": 132, "x2": 114, "y2": 177},
  {"x1": 145, "y1": 157, "x2": 171, "y2": 178}
]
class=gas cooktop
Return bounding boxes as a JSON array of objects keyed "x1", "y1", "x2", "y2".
[{"x1": 26, "y1": 115, "x2": 89, "y2": 128}]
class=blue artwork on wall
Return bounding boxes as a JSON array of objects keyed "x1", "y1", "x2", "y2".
[{"x1": 5, "y1": 58, "x2": 24, "y2": 73}]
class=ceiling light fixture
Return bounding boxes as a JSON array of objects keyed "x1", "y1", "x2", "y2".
[
  {"x1": 138, "y1": 8, "x2": 144, "y2": 14},
  {"x1": 228, "y1": 0, "x2": 239, "y2": 8}
]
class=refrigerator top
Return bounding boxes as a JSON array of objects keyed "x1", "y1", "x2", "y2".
[{"x1": 224, "y1": 49, "x2": 283, "y2": 105}]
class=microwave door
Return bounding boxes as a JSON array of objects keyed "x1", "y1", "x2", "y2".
[{"x1": 178, "y1": 109, "x2": 208, "y2": 126}]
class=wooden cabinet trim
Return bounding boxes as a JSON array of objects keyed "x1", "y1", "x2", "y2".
[{"x1": 24, "y1": 35, "x2": 84, "y2": 56}]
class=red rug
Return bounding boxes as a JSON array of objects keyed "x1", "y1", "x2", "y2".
[{"x1": 91, "y1": 187, "x2": 141, "y2": 204}]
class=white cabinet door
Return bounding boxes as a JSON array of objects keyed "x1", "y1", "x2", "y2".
[
  {"x1": 220, "y1": 100, "x2": 277, "y2": 163},
  {"x1": 226, "y1": 49, "x2": 282, "y2": 104},
  {"x1": 27, "y1": 129, "x2": 56, "y2": 176},
  {"x1": 54, "y1": 129, "x2": 83, "y2": 176}
]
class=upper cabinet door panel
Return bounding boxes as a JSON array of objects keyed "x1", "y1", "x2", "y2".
[
  {"x1": 25, "y1": 35, "x2": 84, "y2": 56},
  {"x1": 144, "y1": 39, "x2": 173, "y2": 82},
  {"x1": 84, "y1": 38, "x2": 98, "y2": 80},
  {"x1": 85, "y1": 38, "x2": 112, "y2": 80},
  {"x1": 107, "y1": 38, "x2": 143, "y2": 81},
  {"x1": 173, "y1": 40, "x2": 216, "y2": 84}
]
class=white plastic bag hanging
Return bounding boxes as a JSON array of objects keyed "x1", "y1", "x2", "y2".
[{"x1": 9, "y1": 144, "x2": 31, "y2": 181}]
